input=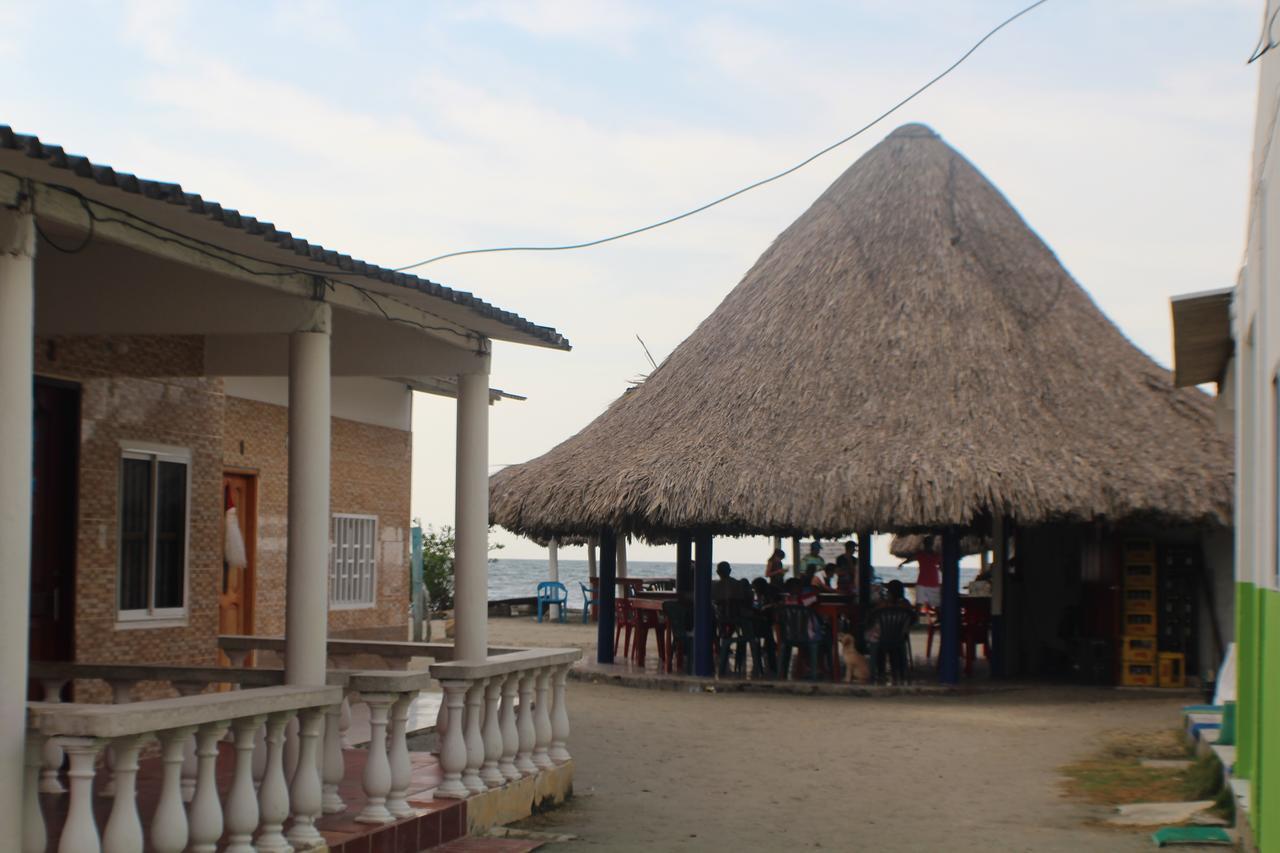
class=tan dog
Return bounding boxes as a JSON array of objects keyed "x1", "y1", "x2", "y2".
[{"x1": 838, "y1": 632, "x2": 871, "y2": 683}]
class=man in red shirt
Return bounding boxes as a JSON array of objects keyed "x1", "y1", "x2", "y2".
[{"x1": 913, "y1": 534, "x2": 942, "y2": 611}]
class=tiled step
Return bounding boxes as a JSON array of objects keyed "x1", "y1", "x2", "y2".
[{"x1": 434, "y1": 838, "x2": 546, "y2": 852}]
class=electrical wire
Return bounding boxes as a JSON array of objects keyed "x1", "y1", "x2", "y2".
[
  {"x1": 393, "y1": 0, "x2": 1052, "y2": 272},
  {"x1": 1249, "y1": 5, "x2": 1280, "y2": 64}
]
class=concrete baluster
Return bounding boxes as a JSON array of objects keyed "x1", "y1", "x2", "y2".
[
  {"x1": 22, "y1": 733, "x2": 46, "y2": 853},
  {"x1": 225, "y1": 715, "x2": 266, "y2": 853},
  {"x1": 151, "y1": 726, "x2": 196, "y2": 853},
  {"x1": 188, "y1": 720, "x2": 231, "y2": 853},
  {"x1": 481, "y1": 677, "x2": 505, "y2": 787},
  {"x1": 321, "y1": 701, "x2": 346, "y2": 814},
  {"x1": 286, "y1": 707, "x2": 325, "y2": 848},
  {"x1": 252, "y1": 720, "x2": 267, "y2": 789},
  {"x1": 533, "y1": 667, "x2": 554, "y2": 769},
  {"x1": 355, "y1": 692, "x2": 395, "y2": 823},
  {"x1": 283, "y1": 713, "x2": 300, "y2": 784},
  {"x1": 173, "y1": 682, "x2": 203, "y2": 802},
  {"x1": 39, "y1": 678, "x2": 67, "y2": 794},
  {"x1": 462, "y1": 680, "x2": 486, "y2": 794},
  {"x1": 387, "y1": 691, "x2": 416, "y2": 817},
  {"x1": 58, "y1": 737, "x2": 104, "y2": 853},
  {"x1": 498, "y1": 673, "x2": 521, "y2": 782},
  {"x1": 435, "y1": 680, "x2": 470, "y2": 799},
  {"x1": 256, "y1": 711, "x2": 295, "y2": 852},
  {"x1": 550, "y1": 663, "x2": 572, "y2": 764},
  {"x1": 101, "y1": 734, "x2": 147, "y2": 853},
  {"x1": 100, "y1": 679, "x2": 135, "y2": 798},
  {"x1": 515, "y1": 671, "x2": 537, "y2": 777}
]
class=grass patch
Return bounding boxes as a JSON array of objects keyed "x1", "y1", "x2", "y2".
[{"x1": 1061, "y1": 728, "x2": 1227, "y2": 813}]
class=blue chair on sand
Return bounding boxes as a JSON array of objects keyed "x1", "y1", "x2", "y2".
[
  {"x1": 579, "y1": 582, "x2": 597, "y2": 623},
  {"x1": 537, "y1": 582, "x2": 568, "y2": 623}
]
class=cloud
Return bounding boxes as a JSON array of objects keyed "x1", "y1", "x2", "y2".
[{"x1": 450, "y1": 0, "x2": 657, "y2": 50}]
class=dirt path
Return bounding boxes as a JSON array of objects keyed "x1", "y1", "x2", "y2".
[{"x1": 485, "y1": 616, "x2": 1188, "y2": 850}]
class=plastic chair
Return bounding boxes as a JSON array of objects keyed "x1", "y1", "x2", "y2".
[
  {"x1": 777, "y1": 605, "x2": 828, "y2": 681},
  {"x1": 631, "y1": 606, "x2": 666, "y2": 667},
  {"x1": 613, "y1": 599, "x2": 636, "y2": 658},
  {"x1": 536, "y1": 581, "x2": 568, "y2": 623},
  {"x1": 715, "y1": 599, "x2": 765, "y2": 678},
  {"x1": 663, "y1": 599, "x2": 694, "y2": 674},
  {"x1": 961, "y1": 602, "x2": 991, "y2": 676},
  {"x1": 868, "y1": 606, "x2": 915, "y2": 684},
  {"x1": 579, "y1": 581, "x2": 597, "y2": 624}
]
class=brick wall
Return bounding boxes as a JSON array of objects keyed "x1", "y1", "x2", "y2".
[
  {"x1": 35, "y1": 336, "x2": 224, "y2": 698},
  {"x1": 222, "y1": 397, "x2": 412, "y2": 640}
]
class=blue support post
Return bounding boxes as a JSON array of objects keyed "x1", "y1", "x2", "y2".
[
  {"x1": 596, "y1": 527, "x2": 617, "y2": 665},
  {"x1": 693, "y1": 532, "x2": 715, "y2": 677},
  {"x1": 939, "y1": 527, "x2": 962, "y2": 684}
]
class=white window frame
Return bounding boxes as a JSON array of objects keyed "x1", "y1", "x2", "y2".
[
  {"x1": 330, "y1": 513, "x2": 378, "y2": 609},
  {"x1": 116, "y1": 441, "x2": 192, "y2": 628}
]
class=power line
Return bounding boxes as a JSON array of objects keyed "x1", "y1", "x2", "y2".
[{"x1": 394, "y1": 0, "x2": 1052, "y2": 272}]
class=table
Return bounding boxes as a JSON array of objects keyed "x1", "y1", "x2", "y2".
[{"x1": 815, "y1": 594, "x2": 857, "y2": 680}]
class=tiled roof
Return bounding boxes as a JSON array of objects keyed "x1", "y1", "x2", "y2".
[{"x1": 0, "y1": 125, "x2": 569, "y2": 350}]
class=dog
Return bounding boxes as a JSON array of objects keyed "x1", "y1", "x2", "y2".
[{"x1": 837, "y1": 632, "x2": 871, "y2": 683}]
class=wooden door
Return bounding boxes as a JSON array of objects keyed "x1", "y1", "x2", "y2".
[
  {"x1": 30, "y1": 379, "x2": 79, "y2": 698},
  {"x1": 219, "y1": 473, "x2": 256, "y2": 665}
]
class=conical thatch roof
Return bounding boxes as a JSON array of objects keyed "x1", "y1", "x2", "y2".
[{"x1": 491, "y1": 124, "x2": 1232, "y2": 540}]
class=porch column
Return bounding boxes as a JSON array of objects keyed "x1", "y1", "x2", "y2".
[
  {"x1": 990, "y1": 515, "x2": 1007, "y2": 676},
  {"x1": 939, "y1": 527, "x2": 962, "y2": 684},
  {"x1": 693, "y1": 533, "x2": 714, "y2": 677},
  {"x1": 0, "y1": 203, "x2": 34, "y2": 835},
  {"x1": 286, "y1": 303, "x2": 332, "y2": 686},
  {"x1": 454, "y1": 368, "x2": 490, "y2": 662},
  {"x1": 547, "y1": 538, "x2": 560, "y2": 621},
  {"x1": 616, "y1": 536, "x2": 628, "y2": 580},
  {"x1": 675, "y1": 533, "x2": 692, "y2": 598},
  {"x1": 596, "y1": 528, "x2": 617, "y2": 664}
]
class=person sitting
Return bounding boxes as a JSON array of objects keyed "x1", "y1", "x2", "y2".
[
  {"x1": 865, "y1": 580, "x2": 917, "y2": 683},
  {"x1": 834, "y1": 555, "x2": 856, "y2": 594},
  {"x1": 812, "y1": 562, "x2": 838, "y2": 592},
  {"x1": 765, "y1": 548, "x2": 787, "y2": 586},
  {"x1": 713, "y1": 561, "x2": 749, "y2": 601}
]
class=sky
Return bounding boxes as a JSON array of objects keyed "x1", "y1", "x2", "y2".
[{"x1": 4, "y1": 0, "x2": 1261, "y2": 562}]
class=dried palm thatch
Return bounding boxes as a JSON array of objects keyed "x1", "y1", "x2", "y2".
[
  {"x1": 491, "y1": 124, "x2": 1232, "y2": 541},
  {"x1": 888, "y1": 533, "x2": 988, "y2": 560}
]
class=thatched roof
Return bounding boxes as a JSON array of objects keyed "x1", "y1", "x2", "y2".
[
  {"x1": 888, "y1": 533, "x2": 988, "y2": 560},
  {"x1": 491, "y1": 123, "x2": 1232, "y2": 540}
]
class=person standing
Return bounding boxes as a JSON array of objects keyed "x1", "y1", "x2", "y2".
[
  {"x1": 765, "y1": 548, "x2": 788, "y2": 586},
  {"x1": 799, "y1": 540, "x2": 826, "y2": 578},
  {"x1": 912, "y1": 534, "x2": 942, "y2": 613}
]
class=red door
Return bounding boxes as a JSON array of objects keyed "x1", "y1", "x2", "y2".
[{"x1": 29, "y1": 379, "x2": 79, "y2": 698}]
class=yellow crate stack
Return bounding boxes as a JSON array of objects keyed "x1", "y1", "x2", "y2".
[{"x1": 1121, "y1": 539, "x2": 1157, "y2": 687}]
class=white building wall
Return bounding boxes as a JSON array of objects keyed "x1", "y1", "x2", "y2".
[{"x1": 223, "y1": 376, "x2": 412, "y2": 432}]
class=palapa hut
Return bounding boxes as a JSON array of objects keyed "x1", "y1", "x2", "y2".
[{"x1": 492, "y1": 123, "x2": 1233, "y2": 684}]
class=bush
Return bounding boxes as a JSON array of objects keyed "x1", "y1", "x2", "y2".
[{"x1": 415, "y1": 522, "x2": 504, "y2": 615}]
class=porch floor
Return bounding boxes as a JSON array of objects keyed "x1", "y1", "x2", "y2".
[{"x1": 39, "y1": 743, "x2": 465, "y2": 852}]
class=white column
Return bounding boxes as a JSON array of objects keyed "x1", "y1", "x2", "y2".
[
  {"x1": 454, "y1": 367, "x2": 490, "y2": 662},
  {"x1": 435, "y1": 681, "x2": 470, "y2": 799},
  {"x1": 549, "y1": 663, "x2": 571, "y2": 765},
  {"x1": 616, "y1": 536, "x2": 628, "y2": 579},
  {"x1": 462, "y1": 681, "x2": 486, "y2": 794},
  {"x1": 0, "y1": 204, "x2": 34, "y2": 839},
  {"x1": 286, "y1": 303, "x2": 332, "y2": 686},
  {"x1": 587, "y1": 537, "x2": 598, "y2": 580},
  {"x1": 548, "y1": 538, "x2": 561, "y2": 620}
]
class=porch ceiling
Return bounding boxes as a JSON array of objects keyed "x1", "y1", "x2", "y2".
[{"x1": 0, "y1": 125, "x2": 570, "y2": 351}]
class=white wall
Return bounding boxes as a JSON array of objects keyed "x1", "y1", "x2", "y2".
[{"x1": 223, "y1": 376, "x2": 411, "y2": 432}]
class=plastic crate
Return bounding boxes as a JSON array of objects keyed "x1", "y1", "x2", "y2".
[
  {"x1": 1123, "y1": 563, "x2": 1157, "y2": 589},
  {"x1": 1123, "y1": 587, "x2": 1157, "y2": 613},
  {"x1": 1158, "y1": 652, "x2": 1186, "y2": 688},
  {"x1": 1122, "y1": 636, "x2": 1158, "y2": 663},
  {"x1": 1123, "y1": 612, "x2": 1157, "y2": 636},
  {"x1": 1122, "y1": 661, "x2": 1157, "y2": 687},
  {"x1": 1124, "y1": 539, "x2": 1156, "y2": 564}
]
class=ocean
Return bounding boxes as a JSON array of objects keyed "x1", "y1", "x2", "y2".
[{"x1": 487, "y1": 558, "x2": 980, "y2": 602}]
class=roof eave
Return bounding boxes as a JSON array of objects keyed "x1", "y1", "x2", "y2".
[{"x1": 1170, "y1": 287, "x2": 1234, "y2": 387}]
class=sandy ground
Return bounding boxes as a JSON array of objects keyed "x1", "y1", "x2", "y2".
[{"x1": 485, "y1": 617, "x2": 1189, "y2": 852}]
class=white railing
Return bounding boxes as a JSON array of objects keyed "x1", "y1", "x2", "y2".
[
  {"x1": 26, "y1": 682, "x2": 341, "y2": 853},
  {"x1": 429, "y1": 648, "x2": 581, "y2": 800}
]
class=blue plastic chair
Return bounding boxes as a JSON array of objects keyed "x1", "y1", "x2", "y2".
[
  {"x1": 579, "y1": 581, "x2": 597, "y2": 623},
  {"x1": 536, "y1": 581, "x2": 569, "y2": 623}
]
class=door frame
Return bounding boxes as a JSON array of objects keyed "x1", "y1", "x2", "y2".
[{"x1": 221, "y1": 468, "x2": 258, "y2": 640}]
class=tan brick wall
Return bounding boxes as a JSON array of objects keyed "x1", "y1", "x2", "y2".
[
  {"x1": 222, "y1": 397, "x2": 412, "y2": 639},
  {"x1": 35, "y1": 336, "x2": 224, "y2": 699}
]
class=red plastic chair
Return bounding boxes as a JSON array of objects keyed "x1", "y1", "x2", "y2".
[
  {"x1": 631, "y1": 607, "x2": 666, "y2": 667},
  {"x1": 922, "y1": 606, "x2": 939, "y2": 661},
  {"x1": 613, "y1": 599, "x2": 636, "y2": 659},
  {"x1": 960, "y1": 602, "x2": 991, "y2": 676}
]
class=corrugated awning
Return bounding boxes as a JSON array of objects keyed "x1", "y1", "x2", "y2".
[{"x1": 1170, "y1": 288, "x2": 1233, "y2": 387}]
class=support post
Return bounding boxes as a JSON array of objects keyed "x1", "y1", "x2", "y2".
[
  {"x1": 454, "y1": 367, "x2": 491, "y2": 662},
  {"x1": 693, "y1": 533, "x2": 714, "y2": 677},
  {"x1": 790, "y1": 536, "x2": 801, "y2": 579},
  {"x1": 547, "y1": 538, "x2": 560, "y2": 621},
  {"x1": 286, "y1": 304, "x2": 332, "y2": 686},
  {"x1": 596, "y1": 528, "x2": 617, "y2": 664},
  {"x1": 990, "y1": 515, "x2": 1007, "y2": 676},
  {"x1": 616, "y1": 536, "x2": 628, "y2": 580},
  {"x1": 676, "y1": 533, "x2": 693, "y2": 598},
  {"x1": 587, "y1": 537, "x2": 598, "y2": 622},
  {"x1": 939, "y1": 527, "x2": 962, "y2": 685},
  {"x1": 857, "y1": 530, "x2": 874, "y2": 653},
  {"x1": 0, "y1": 204, "x2": 34, "y2": 835}
]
